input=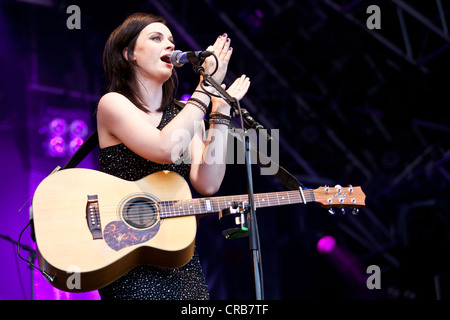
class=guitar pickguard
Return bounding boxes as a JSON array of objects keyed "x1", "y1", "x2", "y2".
[{"x1": 103, "y1": 220, "x2": 161, "y2": 251}]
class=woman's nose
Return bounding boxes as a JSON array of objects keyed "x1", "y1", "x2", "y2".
[{"x1": 165, "y1": 40, "x2": 175, "y2": 50}]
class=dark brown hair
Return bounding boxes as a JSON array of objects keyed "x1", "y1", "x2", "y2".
[{"x1": 103, "y1": 12, "x2": 177, "y2": 112}]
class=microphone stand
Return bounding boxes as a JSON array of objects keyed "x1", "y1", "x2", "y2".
[{"x1": 192, "y1": 61, "x2": 264, "y2": 300}]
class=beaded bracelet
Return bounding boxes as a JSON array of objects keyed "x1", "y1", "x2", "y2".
[
  {"x1": 189, "y1": 97, "x2": 209, "y2": 109},
  {"x1": 209, "y1": 117, "x2": 231, "y2": 126},
  {"x1": 187, "y1": 97, "x2": 209, "y2": 114},
  {"x1": 210, "y1": 112, "x2": 231, "y2": 120}
]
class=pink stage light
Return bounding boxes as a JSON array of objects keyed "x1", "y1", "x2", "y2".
[
  {"x1": 68, "y1": 137, "x2": 84, "y2": 155},
  {"x1": 48, "y1": 118, "x2": 67, "y2": 136},
  {"x1": 316, "y1": 235, "x2": 336, "y2": 254},
  {"x1": 180, "y1": 93, "x2": 191, "y2": 101},
  {"x1": 47, "y1": 136, "x2": 66, "y2": 157},
  {"x1": 69, "y1": 119, "x2": 88, "y2": 139}
]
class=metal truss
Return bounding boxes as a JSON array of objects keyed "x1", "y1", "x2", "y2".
[{"x1": 324, "y1": 0, "x2": 450, "y2": 73}]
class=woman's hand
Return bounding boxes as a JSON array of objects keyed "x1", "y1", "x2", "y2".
[
  {"x1": 202, "y1": 33, "x2": 233, "y2": 84},
  {"x1": 211, "y1": 74, "x2": 251, "y2": 114}
]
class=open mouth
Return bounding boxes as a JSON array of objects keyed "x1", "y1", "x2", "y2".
[{"x1": 161, "y1": 54, "x2": 172, "y2": 64}]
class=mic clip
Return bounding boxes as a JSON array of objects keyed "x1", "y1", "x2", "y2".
[
  {"x1": 219, "y1": 201, "x2": 249, "y2": 239},
  {"x1": 184, "y1": 51, "x2": 214, "y2": 75},
  {"x1": 236, "y1": 108, "x2": 264, "y2": 131}
]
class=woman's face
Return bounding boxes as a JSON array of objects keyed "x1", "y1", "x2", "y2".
[{"x1": 129, "y1": 22, "x2": 175, "y2": 84}]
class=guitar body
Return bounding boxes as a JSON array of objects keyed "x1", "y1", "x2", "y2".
[{"x1": 32, "y1": 168, "x2": 197, "y2": 292}]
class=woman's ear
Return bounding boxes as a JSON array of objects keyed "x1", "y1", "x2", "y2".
[
  {"x1": 123, "y1": 47, "x2": 129, "y2": 61},
  {"x1": 123, "y1": 47, "x2": 136, "y2": 62}
]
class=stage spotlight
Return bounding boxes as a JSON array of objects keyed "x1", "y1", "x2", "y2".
[
  {"x1": 46, "y1": 136, "x2": 66, "y2": 157},
  {"x1": 69, "y1": 119, "x2": 88, "y2": 139},
  {"x1": 48, "y1": 118, "x2": 67, "y2": 136},
  {"x1": 68, "y1": 137, "x2": 84, "y2": 156},
  {"x1": 316, "y1": 235, "x2": 336, "y2": 254}
]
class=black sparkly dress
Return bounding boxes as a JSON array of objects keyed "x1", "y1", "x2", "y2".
[{"x1": 97, "y1": 104, "x2": 210, "y2": 300}]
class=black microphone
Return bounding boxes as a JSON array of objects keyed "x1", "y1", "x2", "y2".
[{"x1": 170, "y1": 50, "x2": 213, "y2": 67}]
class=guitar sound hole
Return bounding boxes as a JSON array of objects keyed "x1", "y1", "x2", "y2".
[{"x1": 122, "y1": 196, "x2": 158, "y2": 229}]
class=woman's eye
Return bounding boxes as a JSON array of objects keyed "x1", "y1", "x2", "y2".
[{"x1": 151, "y1": 36, "x2": 161, "y2": 41}]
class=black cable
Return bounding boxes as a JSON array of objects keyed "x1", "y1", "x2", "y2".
[
  {"x1": 17, "y1": 220, "x2": 55, "y2": 283},
  {"x1": 208, "y1": 52, "x2": 219, "y2": 78},
  {"x1": 200, "y1": 53, "x2": 223, "y2": 98}
]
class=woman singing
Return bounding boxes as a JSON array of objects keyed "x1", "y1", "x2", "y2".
[{"x1": 96, "y1": 12, "x2": 250, "y2": 300}]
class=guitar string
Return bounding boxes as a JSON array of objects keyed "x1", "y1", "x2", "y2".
[
  {"x1": 92, "y1": 190, "x2": 315, "y2": 211},
  {"x1": 89, "y1": 188, "x2": 361, "y2": 214},
  {"x1": 89, "y1": 191, "x2": 361, "y2": 215},
  {"x1": 92, "y1": 191, "x2": 360, "y2": 215},
  {"x1": 89, "y1": 192, "x2": 318, "y2": 220},
  {"x1": 92, "y1": 197, "x2": 316, "y2": 217},
  {"x1": 86, "y1": 189, "x2": 362, "y2": 218},
  {"x1": 85, "y1": 193, "x2": 360, "y2": 223},
  {"x1": 87, "y1": 188, "x2": 360, "y2": 218}
]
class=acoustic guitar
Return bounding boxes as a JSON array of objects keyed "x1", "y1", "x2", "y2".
[{"x1": 32, "y1": 168, "x2": 365, "y2": 292}]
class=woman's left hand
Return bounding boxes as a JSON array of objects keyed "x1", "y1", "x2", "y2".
[
  {"x1": 203, "y1": 33, "x2": 233, "y2": 84},
  {"x1": 211, "y1": 74, "x2": 251, "y2": 114}
]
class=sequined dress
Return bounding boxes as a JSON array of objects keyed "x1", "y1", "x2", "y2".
[{"x1": 97, "y1": 104, "x2": 210, "y2": 300}]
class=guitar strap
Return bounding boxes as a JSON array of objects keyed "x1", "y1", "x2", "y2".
[
  {"x1": 62, "y1": 129, "x2": 99, "y2": 170},
  {"x1": 61, "y1": 100, "x2": 301, "y2": 190}
]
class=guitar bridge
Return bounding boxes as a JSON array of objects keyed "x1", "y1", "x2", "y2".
[{"x1": 86, "y1": 195, "x2": 103, "y2": 240}]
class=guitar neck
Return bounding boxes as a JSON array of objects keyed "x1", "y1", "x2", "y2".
[{"x1": 158, "y1": 189, "x2": 314, "y2": 218}]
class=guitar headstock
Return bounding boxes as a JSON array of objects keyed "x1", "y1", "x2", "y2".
[{"x1": 313, "y1": 185, "x2": 365, "y2": 214}]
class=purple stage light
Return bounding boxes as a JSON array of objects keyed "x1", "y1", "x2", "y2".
[
  {"x1": 316, "y1": 235, "x2": 336, "y2": 254},
  {"x1": 47, "y1": 136, "x2": 66, "y2": 157},
  {"x1": 254, "y1": 8, "x2": 264, "y2": 20},
  {"x1": 48, "y1": 118, "x2": 67, "y2": 136},
  {"x1": 69, "y1": 119, "x2": 88, "y2": 139},
  {"x1": 180, "y1": 93, "x2": 191, "y2": 101},
  {"x1": 68, "y1": 137, "x2": 84, "y2": 155}
]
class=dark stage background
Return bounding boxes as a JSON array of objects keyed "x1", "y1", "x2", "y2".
[{"x1": 1, "y1": 0, "x2": 449, "y2": 300}]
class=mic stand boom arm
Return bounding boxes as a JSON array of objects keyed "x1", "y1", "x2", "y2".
[{"x1": 197, "y1": 68, "x2": 265, "y2": 300}]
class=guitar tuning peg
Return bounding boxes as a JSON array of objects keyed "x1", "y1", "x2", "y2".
[
  {"x1": 352, "y1": 208, "x2": 359, "y2": 215},
  {"x1": 328, "y1": 208, "x2": 335, "y2": 215}
]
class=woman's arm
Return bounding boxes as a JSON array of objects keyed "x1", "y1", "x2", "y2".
[
  {"x1": 97, "y1": 88, "x2": 209, "y2": 164},
  {"x1": 189, "y1": 75, "x2": 251, "y2": 195}
]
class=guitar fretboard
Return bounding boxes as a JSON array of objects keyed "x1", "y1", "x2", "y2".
[{"x1": 158, "y1": 189, "x2": 315, "y2": 218}]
